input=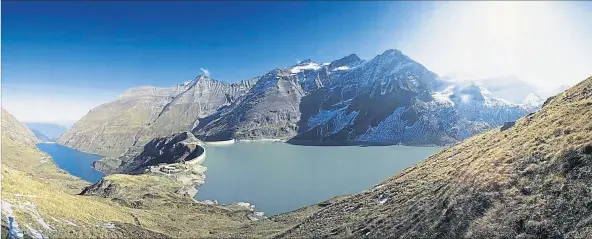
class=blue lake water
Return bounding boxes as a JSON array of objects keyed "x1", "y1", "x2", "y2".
[
  {"x1": 197, "y1": 142, "x2": 442, "y2": 216},
  {"x1": 37, "y1": 143, "x2": 105, "y2": 183}
]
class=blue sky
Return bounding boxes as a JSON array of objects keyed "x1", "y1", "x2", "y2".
[
  {"x1": 3, "y1": 1, "x2": 421, "y2": 89},
  {"x1": 2, "y1": 1, "x2": 591, "y2": 124}
]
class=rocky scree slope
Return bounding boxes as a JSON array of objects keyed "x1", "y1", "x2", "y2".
[{"x1": 273, "y1": 76, "x2": 592, "y2": 238}]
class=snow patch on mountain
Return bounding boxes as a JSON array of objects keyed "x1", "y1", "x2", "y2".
[
  {"x1": 333, "y1": 66, "x2": 350, "y2": 71},
  {"x1": 432, "y1": 85, "x2": 455, "y2": 106},
  {"x1": 309, "y1": 108, "x2": 359, "y2": 136},
  {"x1": 358, "y1": 107, "x2": 407, "y2": 142},
  {"x1": 290, "y1": 62, "x2": 322, "y2": 73},
  {"x1": 389, "y1": 62, "x2": 414, "y2": 75},
  {"x1": 522, "y1": 92, "x2": 544, "y2": 106}
]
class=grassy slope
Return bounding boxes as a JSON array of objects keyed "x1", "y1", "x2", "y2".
[
  {"x1": 2, "y1": 108, "x2": 162, "y2": 238},
  {"x1": 1, "y1": 109, "x2": 88, "y2": 193},
  {"x1": 277, "y1": 77, "x2": 592, "y2": 238},
  {"x1": 55, "y1": 97, "x2": 166, "y2": 157},
  {"x1": 2, "y1": 108, "x2": 304, "y2": 238}
]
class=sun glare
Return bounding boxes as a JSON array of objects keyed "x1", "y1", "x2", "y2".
[{"x1": 400, "y1": 1, "x2": 590, "y2": 89}]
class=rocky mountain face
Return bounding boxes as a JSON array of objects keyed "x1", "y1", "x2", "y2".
[
  {"x1": 59, "y1": 49, "x2": 537, "y2": 155},
  {"x1": 142, "y1": 76, "x2": 257, "y2": 140},
  {"x1": 93, "y1": 131, "x2": 208, "y2": 197},
  {"x1": 291, "y1": 50, "x2": 455, "y2": 145},
  {"x1": 193, "y1": 69, "x2": 304, "y2": 141},
  {"x1": 273, "y1": 77, "x2": 592, "y2": 238},
  {"x1": 56, "y1": 76, "x2": 256, "y2": 156},
  {"x1": 290, "y1": 50, "x2": 533, "y2": 145},
  {"x1": 94, "y1": 132, "x2": 204, "y2": 174}
]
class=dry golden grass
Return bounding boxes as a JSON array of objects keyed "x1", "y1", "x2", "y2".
[
  {"x1": 279, "y1": 77, "x2": 592, "y2": 238},
  {"x1": 1, "y1": 107, "x2": 259, "y2": 238},
  {"x1": 1, "y1": 167, "x2": 138, "y2": 237}
]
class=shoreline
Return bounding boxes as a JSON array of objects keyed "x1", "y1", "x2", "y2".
[
  {"x1": 236, "y1": 138, "x2": 285, "y2": 143},
  {"x1": 285, "y1": 139, "x2": 451, "y2": 147},
  {"x1": 203, "y1": 138, "x2": 450, "y2": 147},
  {"x1": 203, "y1": 139, "x2": 236, "y2": 146}
]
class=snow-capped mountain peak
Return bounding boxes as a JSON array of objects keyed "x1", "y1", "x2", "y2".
[
  {"x1": 63, "y1": 48, "x2": 539, "y2": 156},
  {"x1": 328, "y1": 54, "x2": 362, "y2": 71},
  {"x1": 290, "y1": 61, "x2": 322, "y2": 74},
  {"x1": 521, "y1": 92, "x2": 544, "y2": 108},
  {"x1": 298, "y1": 59, "x2": 313, "y2": 64}
]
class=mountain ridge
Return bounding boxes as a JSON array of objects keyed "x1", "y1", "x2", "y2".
[
  {"x1": 274, "y1": 76, "x2": 592, "y2": 238},
  {"x1": 58, "y1": 49, "x2": 539, "y2": 156}
]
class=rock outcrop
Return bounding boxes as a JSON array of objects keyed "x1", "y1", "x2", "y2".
[
  {"x1": 93, "y1": 131, "x2": 207, "y2": 197},
  {"x1": 94, "y1": 131, "x2": 204, "y2": 174}
]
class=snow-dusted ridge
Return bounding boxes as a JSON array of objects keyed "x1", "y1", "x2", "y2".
[{"x1": 60, "y1": 49, "x2": 538, "y2": 155}]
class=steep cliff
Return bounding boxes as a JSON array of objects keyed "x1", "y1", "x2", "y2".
[{"x1": 193, "y1": 69, "x2": 304, "y2": 141}]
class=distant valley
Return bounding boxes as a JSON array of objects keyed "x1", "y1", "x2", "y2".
[{"x1": 25, "y1": 122, "x2": 68, "y2": 142}]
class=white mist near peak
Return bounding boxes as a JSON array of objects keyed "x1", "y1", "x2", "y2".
[
  {"x1": 290, "y1": 61, "x2": 322, "y2": 74},
  {"x1": 439, "y1": 74, "x2": 543, "y2": 105}
]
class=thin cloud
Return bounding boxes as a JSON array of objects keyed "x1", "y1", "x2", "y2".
[{"x1": 200, "y1": 68, "x2": 210, "y2": 77}]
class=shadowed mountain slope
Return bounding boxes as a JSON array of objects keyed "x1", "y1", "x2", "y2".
[{"x1": 275, "y1": 76, "x2": 592, "y2": 238}]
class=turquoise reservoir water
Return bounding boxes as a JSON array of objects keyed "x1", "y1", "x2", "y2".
[
  {"x1": 37, "y1": 143, "x2": 105, "y2": 183},
  {"x1": 38, "y1": 141, "x2": 441, "y2": 216},
  {"x1": 197, "y1": 142, "x2": 442, "y2": 216}
]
